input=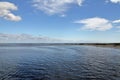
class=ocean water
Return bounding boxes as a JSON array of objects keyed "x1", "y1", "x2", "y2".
[{"x1": 0, "y1": 45, "x2": 120, "y2": 80}]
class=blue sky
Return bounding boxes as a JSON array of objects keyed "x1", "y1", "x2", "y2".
[{"x1": 0, "y1": 0, "x2": 120, "y2": 43}]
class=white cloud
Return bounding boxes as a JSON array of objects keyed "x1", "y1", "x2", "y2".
[
  {"x1": 33, "y1": 0, "x2": 83, "y2": 15},
  {"x1": 109, "y1": 0, "x2": 120, "y2": 3},
  {"x1": 113, "y1": 19, "x2": 120, "y2": 23},
  {"x1": 0, "y1": 2, "x2": 21, "y2": 21},
  {"x1": 74, "y1": 17, "x2": 113, "y2": 31}
]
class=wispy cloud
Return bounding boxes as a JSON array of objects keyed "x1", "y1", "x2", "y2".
[
  {"x1": 116, "y1": 26, "x2": 120, "y2": 32},
  {"x1": 0, "y1": 2, "x2": 21, "y2": 21},
  {"x1": 113, "y1": 19, "x2": 120, "y2": 23},
  {"x1": 108, "y1": 0, "x2": 120, "y2": 3},
  {"x1": 33, "y1": 0, "x2": 83, "y2": 15},
  {"x1": 117, "y1": 26, "x2": 120, "y2": 28},
  {"x1": 112, "y1": 19, "x2": 120, "y2": 32}
]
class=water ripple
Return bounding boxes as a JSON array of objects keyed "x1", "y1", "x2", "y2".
[{"x1": 0, "y1": 45, "x2": 120, "y2": 80}]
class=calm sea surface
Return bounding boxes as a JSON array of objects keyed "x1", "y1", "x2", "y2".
[{"x1": 0, "y1": 45, "x2": 120, "y2": 80}]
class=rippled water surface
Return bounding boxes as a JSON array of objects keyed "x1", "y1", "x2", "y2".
[{"x1": 0, "y1": 45, "x2": 120, "y2": 80}]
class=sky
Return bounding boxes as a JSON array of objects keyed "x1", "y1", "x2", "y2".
[{"x1": 0, "y1": 0, "x2": 120, "y2": 43}]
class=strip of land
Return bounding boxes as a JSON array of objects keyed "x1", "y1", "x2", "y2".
[
  {"x1": 61, "y1": 43, "x2": 120, "y2": 49},
  {"x1": 81, "y1": 43, "x2": 120, "y2": 49},
  {"x1": 0, "y1": 43, "x2": 120, "y2": 49}
]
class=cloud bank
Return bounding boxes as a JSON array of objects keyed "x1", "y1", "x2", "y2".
[
  {"x1": 0, "y1": 33, "x2": 80, "y2": 43},
  {"x1": 0, "y1": 2, "x2": 21, "y2": 21},
  {"x1": 33, "y1": 0, "x2": 83, "y2": 15}
]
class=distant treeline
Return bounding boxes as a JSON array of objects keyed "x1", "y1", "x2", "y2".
[
  {"x1": 65, "y1": 43, "x2": 120, "y2": 45},
  {"x1": 0, "y1": 43, "x2": 120, "y2": 47},
  {"x1": 62, "y1": 43, "x2": 120, "y2": 47}
]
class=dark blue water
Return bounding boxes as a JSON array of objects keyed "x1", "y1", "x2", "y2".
[{"x1": 0, "y1": 45, "x2": 120, "y2": 80}]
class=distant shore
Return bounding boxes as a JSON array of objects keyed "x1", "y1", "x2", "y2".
[
  {"x1": 0, "y1": 43, "x2": 120, "y2": 49},
  {"x1": 88, "y1": 44, "x2": 120, "y2": 49},
  {"x1": 71, "y1": 43, "x2": 120, "y2": 49}
]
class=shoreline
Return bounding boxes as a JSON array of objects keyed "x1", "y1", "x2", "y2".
[
  {"x1": 88, "y1": 45, "x2": 120, "y2": 49},
  {"x1": 0, "y1": 43, "x2": 120, "y2": 49}
]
